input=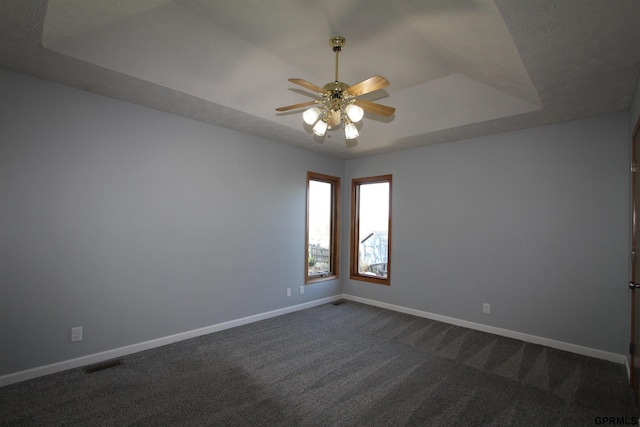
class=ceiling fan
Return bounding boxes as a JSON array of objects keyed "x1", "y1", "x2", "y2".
[{"x1": 276, "y1": 36, "x2": 395, "y2": 140}]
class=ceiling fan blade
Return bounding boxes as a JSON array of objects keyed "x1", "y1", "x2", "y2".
[
  {"x1": 354, "y1": 99, "x2": 396, "y2": 117},
  {"x1": 275, "y1": 100, "x2": 319, "y2": 112},
  {"x1": 288, "y1": 78, "x2": 327, "y2": 95},
  {"x1": 346, "y1": 75, "x2": 390, "y2": 97}
]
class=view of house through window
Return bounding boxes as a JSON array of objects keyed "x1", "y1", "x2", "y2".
[
  {"x1": 306, "y1": 172, "x2": 340, "y2": 282},
  {"x1": 350, "y1": 175, "x2": 391, "y2": 285}
]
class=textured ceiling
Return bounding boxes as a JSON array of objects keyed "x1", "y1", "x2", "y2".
[{"x1": 2, "y1": 0, "x2": 640, "y2": 159}]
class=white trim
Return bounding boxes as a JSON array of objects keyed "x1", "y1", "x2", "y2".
[
  {"x1": 1, "y1": 293, "x2": 627, "y2": 387},
  {"x1": 626, "y1": 356, "x2": 632, "y2": 384},
  {"x1": 343, "y1": 294, "x2": 627, "y2": 365},
  {"x1": 0, "y1": 295, "x2": 342, "y2": 387}
]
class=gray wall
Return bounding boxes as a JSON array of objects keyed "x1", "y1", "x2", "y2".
[
  {"x1": 0, "y1": 65, "x2": 633, "y2": 378},
  {"x1": 343, "y1": 113, "x2": 630, "y2": 355},
  {"x1": 0, "y1": 68, "x2": 342, "y2": 376}
]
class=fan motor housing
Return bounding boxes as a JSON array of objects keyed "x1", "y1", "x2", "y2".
[
  {"x1": 323, "y1": 81, "x2": 349, "y2": 93},
  {"x1": 323, "y1": 81, "x2": 350, "y2": 111}
]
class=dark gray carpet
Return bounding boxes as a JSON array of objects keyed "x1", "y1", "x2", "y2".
[{"x1": 1, "y1": 301, "x2": 637, "y2": 426}]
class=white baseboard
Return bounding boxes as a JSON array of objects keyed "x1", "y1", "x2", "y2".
[
  {"x1": 1, "y1": 293, "x2": 627, "y2": 387},
  {"x1": 0, "y1": 295, "x2": 343, "y2": 388},
  {"x1": 342, "y1": 294, "x2": 627, "y2": 365}
]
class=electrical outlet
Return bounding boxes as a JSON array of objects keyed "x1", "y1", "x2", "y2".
[
  {"x1": 300, "y1": 286, "x2": 305, "y2": 295},
  {"x1": 71, "y1": 326, "x2": 83, "y2": 342},
  {"x1": 286, "y1": 288, "x2": 291, "y2": 297},
  {"x1": 483, "y1": 303, "x2": 491, "y2": 314}
]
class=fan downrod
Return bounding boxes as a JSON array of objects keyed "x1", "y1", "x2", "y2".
[{"x1": 330, "y1": 36, "x2": 346, "y2": 83}]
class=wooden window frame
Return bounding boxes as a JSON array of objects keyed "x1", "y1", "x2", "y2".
[
  {"x1": 305, "y1": 172, "x2": 340, "y2": 284},
  {"x1": 350, "y1": 174, "x2": 392, "y2": 286}
]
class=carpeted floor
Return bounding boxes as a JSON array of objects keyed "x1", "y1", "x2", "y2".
[{"x1": 1, "y1": 301, "x2": 637, "y2": 426}]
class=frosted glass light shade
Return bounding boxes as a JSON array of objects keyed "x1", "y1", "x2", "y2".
[
  {"x1": 302, "y1": 107, "x2": 322, "y2": 125},
  {"x1": 344, "y1": 122, "x2": 359, "y2": 139},
  {"x1": 345, "y1": 104, "x2": 364, "y2": 123},
  {"x1": 313, "y1": 120, "x2": 328, "y2": 136}
]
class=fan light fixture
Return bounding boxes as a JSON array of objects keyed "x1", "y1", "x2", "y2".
[{"x1": 276, "y1": 36, "x2": 395, "y2": 142}]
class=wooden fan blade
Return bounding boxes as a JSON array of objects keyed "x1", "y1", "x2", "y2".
[
  {"x1": 354, "y1": 99, "x2": 396, "y2": 117},
  {"x1": 275, "y1": 100, "x2": 319, "y2": 112},
  {"x1": 288, "y1": 78, "x2": 327, "y2": 95},
  {"x1": 346, "y1": 75, "x2": 390, "y2": 97}
]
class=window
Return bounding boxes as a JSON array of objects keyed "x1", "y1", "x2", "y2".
[
  {"x1": 350, "y1": 175, "x2": 392, "y2": 285},
  {"x1": 306, "y1": 172, "x2": 340, "y2": 283}
]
